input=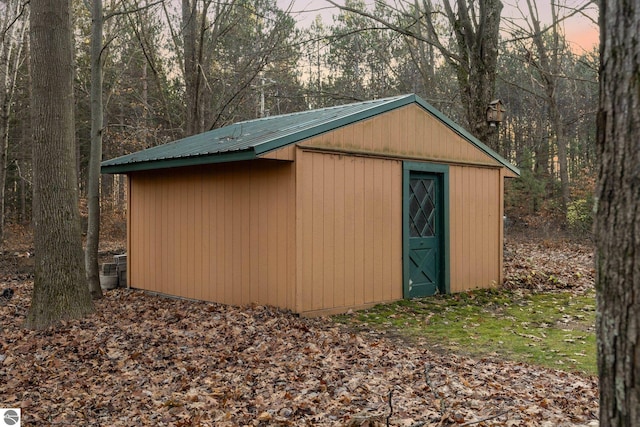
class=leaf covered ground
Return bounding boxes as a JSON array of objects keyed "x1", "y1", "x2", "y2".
[
  {"x1": 502, "y1": 238, "x2": 595, "y2": 295},
  {"x1": 0, "y1": 238, "x2": 599, "y2": 426}
]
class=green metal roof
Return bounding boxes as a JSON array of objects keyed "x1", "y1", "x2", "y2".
[{"x1": 101, "y1": 94, "x2": 520, "y2": 176}]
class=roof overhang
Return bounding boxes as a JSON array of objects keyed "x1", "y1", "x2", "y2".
[
  {"x1": 101, "y1": 94, "x2": 520, "y2": 177},
  {"x1": 101, "y1": 149, "x2": 257, "y2": 174}
]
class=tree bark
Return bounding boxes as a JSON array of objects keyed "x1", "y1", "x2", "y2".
[
  {"x1": 85, "y1": 0, "x2": 105, "y2": 300},
  {"x1": 525, "y1": 0, "x2": 570, "y2": 214},
  {"x1": 0, "y1": 33, "x2": 11, "y2": 243},
  {"x1": 328, "y1": 0, "x2": 503, "y2": 148},
  {"x1": 446, "y1": 0, "x2": 503, "y2": 149},
  {"x1": 182, "y1": 0, "x2": 199, "y2": 136},
  {"x1": 595, "y1": 0, "x2": 640, "y2": 423},
  {"x1": 26, "y1": 0, "x2": 94, "y2": 329},
  {"x1": 0, "y1": 0, "x2": 27, "y2": 244}
]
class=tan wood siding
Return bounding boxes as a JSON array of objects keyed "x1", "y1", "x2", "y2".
[
  {"x1": 126, "y1": 175, "x2": 132, "y2": 288},
  {"x1": 299, "y1": 104, "x2": 499, "y2": 167},
  {"x1": 128, "y1": 160, "x2": 296, "y2": 310},
  {"x1": 499, "y1": 168, "x2": 506, "y2": 283},
  {"x1": 124, "y1": 103, "x2": 513, "y2": 316},
  {"x1": 449, "y1": 165, "x2": 502, "y2": 292},
  {"x1": 296, "y1": 149, "x2": 403, "y2": 314},
  {"x1": 260, "y1": 144, "x2": 296, "y2": 161}
]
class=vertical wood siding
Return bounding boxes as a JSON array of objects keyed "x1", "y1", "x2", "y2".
[
  {"x1": 128, "y1": 160, "x2": 296, "y2": 310},
  {"x1": 296, "y1": 150, "x2": 403, "y2": 314},
  {"x1": 126, "y1": 103, "x2": 511, "y2": 315},
  {"x1": 261, "y1": 144, "x2": 296, "y2": 161},
  {"x1": 299, "y1": 104, "x2": 497, "y2": 167},
  {"x1": 449, "y1": 165, "x2": 502, "y2": 292}
]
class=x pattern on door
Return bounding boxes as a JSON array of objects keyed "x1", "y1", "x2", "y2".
[
  {"x1": 407, "y1": 175, "x2": 440, "y2": 296},
  {"x1": 409, "y1": 247, "x2": 437, "y2": 285},
  {"x1": 409, "y1": 178, "x2": 436, "y2": 238}
]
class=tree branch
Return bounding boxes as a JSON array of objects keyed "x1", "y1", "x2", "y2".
[
  {"x1": 104, "y1": 0, "x2": 164, "y2": 21},
  {"x1": 459, "y1": 410, "x2": 510, "y2": 426},
  {"x1": 326, "y1": 0, "x2": 463, "y2": 64},
  {"x1": 424, "y1": 364, "x2": 445, "y2": 415},
  {"x1": 0, "y1": 0, "x2": 29, "y2": 43},
  {"x1": 386, "y1": 389, "x2": 394, "y2": 427}
]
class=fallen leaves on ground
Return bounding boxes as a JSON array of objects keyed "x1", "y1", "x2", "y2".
[
  {"x1": 0, "y1": 238, "x2": 598, "y2": 426},
  {"x1": 503, "y1": 238, "x2": 595, "y2": 295},
  {"x1": 1, "y1": 289, "x2": 596, "y2": 425}
]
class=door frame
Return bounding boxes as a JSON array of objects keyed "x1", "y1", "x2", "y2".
[{"x1": 402, "y1": 161, "x2": 450, "y2": 298}]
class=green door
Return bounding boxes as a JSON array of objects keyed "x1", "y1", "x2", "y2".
[{"x1": 407, "y1": 173, "x2": 442, "y2": 297}]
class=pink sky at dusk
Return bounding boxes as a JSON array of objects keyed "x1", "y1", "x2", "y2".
[
  {"x1": 283, "y1": 0, "x2": 600, "y2": 52},
  {"x1": 501, "y1": 0, "x2": 599, "y2": 51},
  {"x1": 564, "y1": 24, "x2": 599, "y2": 51}
]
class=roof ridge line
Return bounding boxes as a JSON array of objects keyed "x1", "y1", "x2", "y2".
[{"x1": 234, "y1": 94, "x2": 413, "y2": 125}]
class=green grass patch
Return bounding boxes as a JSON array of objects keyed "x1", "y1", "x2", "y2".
[{"x1": 334, "y1": 289, "x2": 596, "y2": 374}]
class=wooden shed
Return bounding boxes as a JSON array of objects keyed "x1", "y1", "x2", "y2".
[{"x1": 102, "y1": 94, "x2": 519, "y2": 316}]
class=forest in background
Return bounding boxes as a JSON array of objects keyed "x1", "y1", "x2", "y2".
[{"x1": 0, "y1": 0, "x2": 598, "y2": 243}]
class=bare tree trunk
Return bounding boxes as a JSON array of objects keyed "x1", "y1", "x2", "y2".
[
  {"x1": 525, "y1": 0, "x2": 570, "y2": 214},
  {"x1": 595, "y1": 0, "x2": 640, "y2": 422},
  {"x1": 182, "y1": 0, "x2": 199, "y2": 136},
  {"x1": 26, "y1": 0, "x2": 93, "y2": 329},
  {"x1": 0, "y1": 0, "x2": 27, "y2": 244},
  {"x1": 534, "y1": 125, "x2": 550, "y2": 178},
  {"x1": 20, "y1": 36, "x2": 31, "y2": 225},
  {"x1": 0, "y1": 41, "x2": 11, "y2": 243},
  {"x1": 549, "y1": 98, "x2": 570, "y2": 212},
  {"x1": 142, "y1": 60, "x2": 148, "y2": 145},
  {"x1": 19, "y1": 161, "x2": 25, "y2": 222},
  {"x1": 86, "y1": 0, "x2": 105, "y2": 299},
  {"x1": 447, "y1": 0, "x2": 503, "y2": 148},
  {"x1": 398, "y1": 0, "x2": 504, "y2": 147},
  {"x1": 329, "y1": 0, "x2": 503, "y2": 147}
]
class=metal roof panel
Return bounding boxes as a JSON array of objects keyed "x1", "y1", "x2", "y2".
[{"x1": 101, "y1": 94, "x2": 519, "y2": 176}]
